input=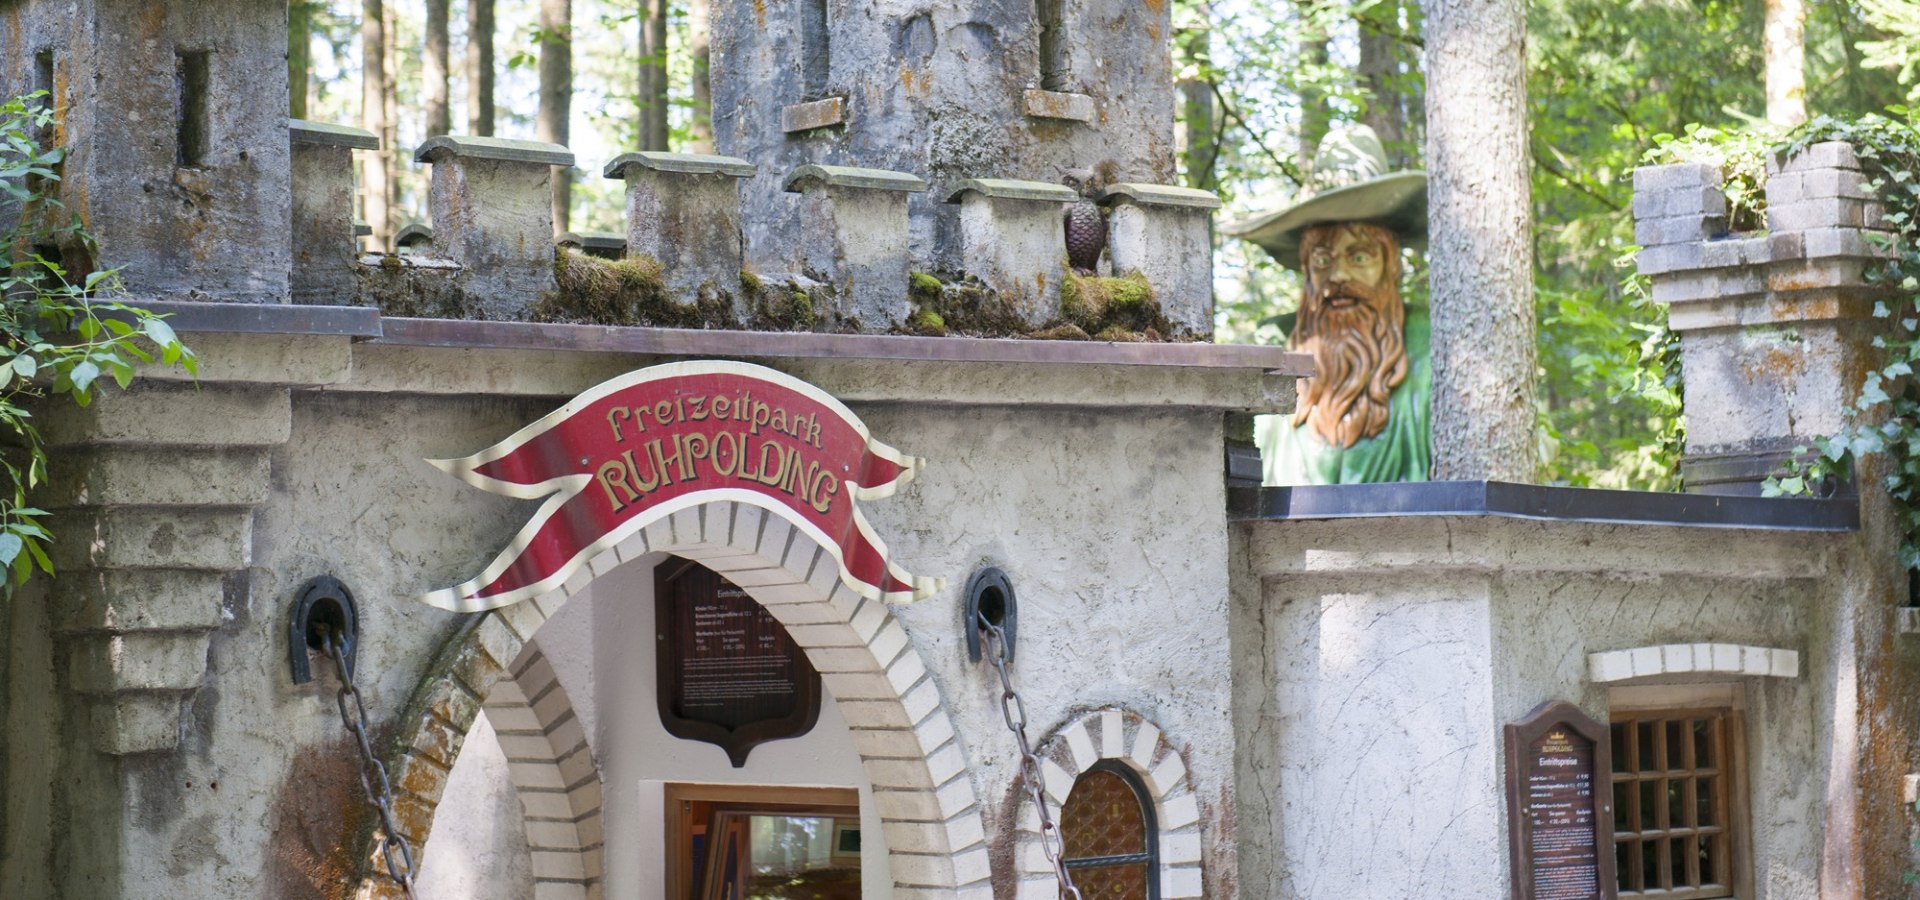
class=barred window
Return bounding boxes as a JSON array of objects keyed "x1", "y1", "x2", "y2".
[
  {"x1": 1610, "y1": 708, "x2": 1742, "y2": 898},
  {"x1": 1060, "y1": 762, "x2": 1158, "y2": 900}
]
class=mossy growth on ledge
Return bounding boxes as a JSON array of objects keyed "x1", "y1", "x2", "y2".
[
  {"x1": 902, "y1": 270, "x2": 1186, "y2": 341},
  {"x1": 531, "y1": 249, "x2": 818, "y2": 331}
]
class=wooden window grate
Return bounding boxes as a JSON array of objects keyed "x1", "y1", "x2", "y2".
[{"x1": 1610, "y1": 708, "x2": 1740, "y2": 899}]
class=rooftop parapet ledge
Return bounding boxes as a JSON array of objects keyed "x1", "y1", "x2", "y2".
[
  {"x1": 415, "y1": 135, "x2": 577, "y2": 319},
  {"x1": 945, "y1": 179, "x2": 1079, "y2": 326},
  {"x1": 289, "y1": 119, "x2": 379, "y2": 305},
  {"x1": 606, "y1": 151, "x2": 756, "y2": 313},
  {"x1": 782, "y1": 164, "x2": 929, "y2": 329},
  {"x1": 1100, "y1": 183, "x2": 1222, "y2": 338},
  {"x1": 1632, "y1": 140, "x2": 1896, "y2": 494}
]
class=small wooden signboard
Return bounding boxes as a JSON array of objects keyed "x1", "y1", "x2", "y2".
[
  {"x1": 1505, "y1": 700, "x2": 1617, "y2": 900},
  {"x1": 656, "y1": 560, "x2": 822, "y2": 766}
]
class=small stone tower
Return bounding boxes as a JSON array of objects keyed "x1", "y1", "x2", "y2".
[{"x1": 2, "y1": 0, "x2": 292, "y2": 303}]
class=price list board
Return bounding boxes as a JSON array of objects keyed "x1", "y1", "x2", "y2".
[
  {"x1": 656, "y1": 560, "x2": 823, "y2": 767},
  {"x1": 1505, "y1": 700, "x2": 1618, "y2": 900}
]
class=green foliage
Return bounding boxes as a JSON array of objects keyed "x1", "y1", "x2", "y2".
[
  {"x1": 1762, "y1": 110, "x2": 1920, "y2": 576},
  {"x1": 1859, "y1": 0, "x2": 1920, "y2": 102},
  {"x1": 1646, "y1": 123, "x2": 1779, "y2": 232},
  {"x1": 0, "y1": 92, "x2": 197, "y2": 588}
]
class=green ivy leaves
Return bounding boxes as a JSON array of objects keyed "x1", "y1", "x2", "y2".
[
  {"x1": 0, "y1": 92, "x2": 197, "y2": 588},
  {"x1": 1764, "y1": 110, "x2": 1920, "y2": 584}
]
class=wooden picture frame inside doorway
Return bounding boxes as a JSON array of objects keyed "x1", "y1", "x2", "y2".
[{"x1": 663, "y1": 782, "x2": 861, "y2": 900}]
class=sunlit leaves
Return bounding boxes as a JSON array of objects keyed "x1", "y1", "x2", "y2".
[{"x1": 0, "y1": 92, "x2": 199, "y2": 593}]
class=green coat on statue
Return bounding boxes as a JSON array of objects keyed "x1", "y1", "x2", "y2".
[{"x1": 1257, "y1": 305, "x2": 1432, "y2": 485}]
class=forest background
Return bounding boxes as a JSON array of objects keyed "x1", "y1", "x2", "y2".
[{"x1": 289, "y1": 0, "x2": 1920, "y2": 490}]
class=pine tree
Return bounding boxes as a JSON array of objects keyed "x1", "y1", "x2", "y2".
[{"x1": 539, "y1": 0, "x2": 573, "y2": 231}]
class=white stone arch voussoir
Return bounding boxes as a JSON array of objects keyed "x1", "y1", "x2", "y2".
[
  {"x1": 482, "y1": 644, "x2": 606, "y2": 897},
  {"x1": 1012, "y1": 708, "x2": 1205, "y2": 900},
  {"x1": 354, "y1": 612, "x2": 603, "y2": 900},
  {"x1": 510, "y1": 497, "x2": 989, "y2": 898}
]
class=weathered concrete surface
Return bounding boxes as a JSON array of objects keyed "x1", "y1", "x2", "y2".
[
  {"x1": 2, "y1": 0, "x2": 291, "y2": 302},
  {"x1": 710, "y1": 0, "x2": 1176, "y2": 279},
  {"x1": 608, "y1": 152, "x2": 755, "y2": 314},
  {"x1": 1102, "y1": 185, "x2": 1221, "y2": 339},
  {"x1": 1234, "y1": 516, "x2": 1843, "y2": 899},
  {"x1": 291, "y1": 122, "x2": 379, "y2": 306},
  {"x1": 948, "y1": 181, "x2": 1076, "y2": 325},
  {"x1": 419, "y1": 137, "x2": 576, "y2": 319}
]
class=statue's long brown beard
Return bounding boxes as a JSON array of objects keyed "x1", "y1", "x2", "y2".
[{"x1": 1291, "y1": 267, "x2": 1408, "y2": 448}]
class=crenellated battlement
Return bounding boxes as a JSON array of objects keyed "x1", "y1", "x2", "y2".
[
  {"x1": 1, "y1": 0, "x2": 1214, "y2": 338},
  {"x1": 1632, "y1": 141, "x2": 1896, "y2": 493}
]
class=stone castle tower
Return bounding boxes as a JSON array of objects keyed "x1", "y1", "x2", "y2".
[{"x1": 1, "y1": 0, "x2": 1214, "y2": 335}]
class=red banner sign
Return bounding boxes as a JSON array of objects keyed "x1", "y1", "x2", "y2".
[{"x1": 421, "y1": 361, "x2": 942, "y2": 613}]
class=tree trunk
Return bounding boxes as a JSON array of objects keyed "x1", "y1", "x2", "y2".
[
  {"x1": 467, "y1": 0, "x2": 496, "y2": 136},
  {"x1": 1357, "y1": 0, "x2": 1406, "y2": 165},
  {"x1": 1176, "y1": 11, "x2": 1217, "y2": 190},
  {"x1": 361, "y1": 0, "x2": 392, "y2": 248},
  {"x1": 688, "y1": 0, "x2": 713, "y2": 152},
  {"x1": 539, "y1": 0, "x2": 573, "y2": 232},
  {"x1": 383, "y1": 2, "x2": 399, "y2": 228},
  {"x1": 1764, "y1": 0, "x2": 1808, "y2": 127},
  {"x1": 425, "y1": 0, "x2": 451, "y2": 137},
  {"x1": 288, "y1": 0, "x2": 311, "y2": 119},
  {"x1": 1297, "y1": 5, "x2": 1330, "y2": 167},
  {"x1": 639, "y1": 0, "x2": 670, "y2": 151},
  {"x1": 1423, "y1": 0, "x2": 1537, "y2": 481}
]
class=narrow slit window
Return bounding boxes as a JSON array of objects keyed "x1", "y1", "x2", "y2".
[
  {"x1": 33, "y1": 50, "x2": 53, "y2": 110},
  {"x1": 800, "y1": 0, "x2": 830, "y2": 100},
  {"x1": 1036, "y1": 0, "x2": 1068, "y2": 91},
  {"x1": 175, "y1": 50, "x2": 211, "y2": 167},
  {"x1": 32, "y1": 50, "x2": 54, "y2": 144}
]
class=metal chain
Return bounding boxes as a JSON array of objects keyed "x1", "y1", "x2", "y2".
[
  {"x1": 980, "y1": 621, "x2": 1084, "y2": 900},
  {"x1": 322, "y1": 630, "x2": 421, "y2": 900}
]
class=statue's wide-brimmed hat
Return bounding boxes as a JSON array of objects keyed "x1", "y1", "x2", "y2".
[{"x1": 1224, "y1": 125, "x2": 1427, "y2": 271}]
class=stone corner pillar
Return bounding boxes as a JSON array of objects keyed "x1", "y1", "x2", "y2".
[
  {"x1": 289, "y1": 119, "x2": 380, "y2": 306},
  {"x1": 605, "y1": 150, "x2": 755, "y2": 309},
  {"x1": 781, "y1": 164, "x2": 928, "y2": 331},
  {"x1": 943, "y1": 178, "x2": 1077, "y2": 326},
  {"x1": 1631, "y1": 143, "x2": 1891, "y2": 494},
  {"x1": 415, "y1": 135, "x2": 576, "y2": 319},
  {"x1": 1098, "y1": 183, "x2": 1221, "y2": 339}
]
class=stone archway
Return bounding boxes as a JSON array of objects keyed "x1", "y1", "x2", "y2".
[
  {"x1": 360, "y1": 499, "x2": 989, "y2": 898},
  {"x1": 1010, "y1": 708, "x2": 1206, "y2": 900},
  {"x1": 481, "y1": 644, "x2": 606, "y2": 897}
]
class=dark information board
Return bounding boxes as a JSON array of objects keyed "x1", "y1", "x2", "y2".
[
  {"x1": 656, "y1": 560, "x2": 822, "y2": 766},
  {"x1": 1505, "y1": 700, "x2": 1617, "y2": 900}
]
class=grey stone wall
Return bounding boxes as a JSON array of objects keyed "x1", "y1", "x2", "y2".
[
  {"x1": 2, "y1": 0, "x2": 291, "y2": 303},
  {"x1": 710, "y1": 0, "x2": 1175, "y2": 278}
]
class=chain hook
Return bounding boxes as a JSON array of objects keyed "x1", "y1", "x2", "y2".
[
  {"x1": 977, "y1": 616, "x2": 1083, "y2": 900},
  {"x1": 319, "y1": 627, "x2": 420, "y2": 900}
]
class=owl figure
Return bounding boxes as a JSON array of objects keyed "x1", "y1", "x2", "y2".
[{"x1": 1061, "y1": 161, "x2": 1119, "y2": 275}]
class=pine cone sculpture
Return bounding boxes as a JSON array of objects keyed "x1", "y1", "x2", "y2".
[{"x1": 1064, "y1": 200, "x2": 1106, "y2": 275}]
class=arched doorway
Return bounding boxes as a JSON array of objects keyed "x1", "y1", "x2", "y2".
[{"x1": 357, "y1": 499, "x2": 989, "y2": 898}]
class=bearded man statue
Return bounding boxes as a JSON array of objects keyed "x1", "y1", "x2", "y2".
[{"x1": 1225, "y1": 125, "x2": 1432, "y2": 484}]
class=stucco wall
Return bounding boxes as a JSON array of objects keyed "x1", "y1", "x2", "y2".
[
  {"x1": 1235, "y1": 516, "x2": 1840, "y2": 900},
  {"x1": 20, "y1": 338, "x2": 1253, "y2": 899}
]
